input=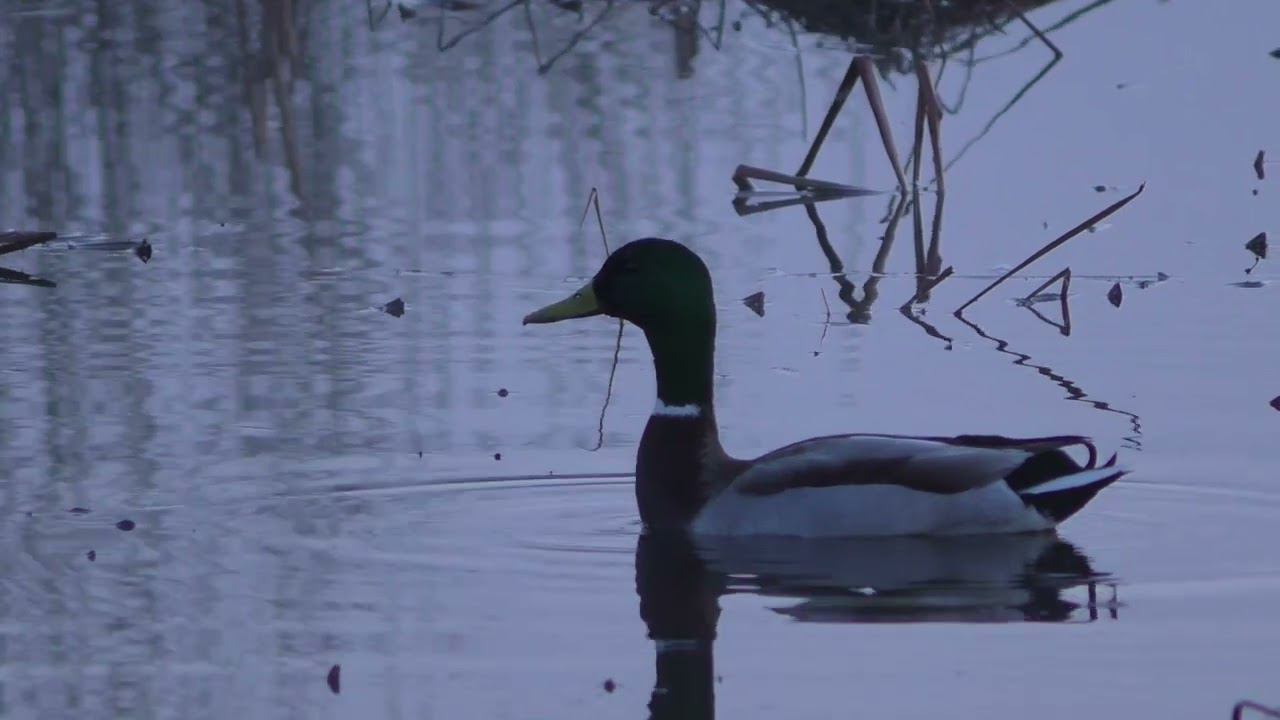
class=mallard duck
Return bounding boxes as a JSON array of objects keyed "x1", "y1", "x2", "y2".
[{"x1": 524, "y1": 238, "x2": 1124, "y2": 537}]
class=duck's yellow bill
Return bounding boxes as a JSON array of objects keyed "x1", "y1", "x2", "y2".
[{"x1": 522, "y1": 281, "x2": 602, "y2": 325}]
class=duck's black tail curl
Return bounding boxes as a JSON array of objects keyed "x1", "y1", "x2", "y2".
[{"x1": 1013, "y1": 450, "x2": 1125, "y2": 522}]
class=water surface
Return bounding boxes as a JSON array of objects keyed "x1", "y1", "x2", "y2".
[{"x1": 1, "y1": 1, "x2": 1278, "y2": 718}]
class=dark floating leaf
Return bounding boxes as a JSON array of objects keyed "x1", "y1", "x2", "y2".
[
  {"x1": 1245, "y1": 232, "x2": 1267, "y2": 259},
  {"x1": 1107, "y1": 282, "x2": 1123, "y2": 308},
  {"x1": 383, "y1": 297, "x2": 405, "y2": 317},
  {"x1": 1093, "y1": 185, "x2": 1107, "y2": 193},
  {"x1": 135, "y1": 239, "x2": 152, "y2": 263},
  {"x1": 742, "y1": 291, "x2": 765, "y2": 318},
  {"x1": 116, "y1": 519, "x2": 136, "y2": 531},
  {"x1": 1254, "y1": 189, "x2": 1261, "y2": 196},
  {"x1": 493, "y1": 453, "x2": 502, "y2": 461},
  {"x1": 397, "y1": 3, "x2": 416, "y2": 20},
  {"x1": 1272, "y1": 48, "x2": 1280, "y2": 59},
  {"x1": 69, "y1": 507, "x2": 90, "y2": 514},
  {"x1": 497, "y1": 388, "x2": 509, "y2": 398},
  {"x1": 1230, "y1": 280, "x2": 1265, "y2": 289},
  {"x1": 1271, "y1": 396, "x2": 1280, "y2": 412},
  {"x1": 86, "y1": 550, "x2": 96, "y2": 562},
  {"x1": 327, "y1": 665, "x2": 341, "y2": 694},
  {"x1": 731, "y1": 20, "x2": 742, "y2": 31},
  {"x1": 603, "y1": 679, "x2": 616, "y2": 693},
  {"x1": 1255, "y1": 151, "x2": 1266, "y2": 181}
]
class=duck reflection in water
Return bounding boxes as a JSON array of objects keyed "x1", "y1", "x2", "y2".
[{"x1": 635, "y1": 530, "x2": 1115, "y2": 719}]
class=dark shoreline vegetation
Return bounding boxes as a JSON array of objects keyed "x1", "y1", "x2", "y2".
[{"x1": 1, "y1": 1, "x2": 1276, "y2": 718}]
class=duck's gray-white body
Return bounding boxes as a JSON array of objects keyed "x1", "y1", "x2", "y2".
[{"x1": 643, "y1": 407, "x2": 1123, "y2": 538}]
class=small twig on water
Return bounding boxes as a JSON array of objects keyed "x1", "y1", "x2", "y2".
[
  {"x1": 536, "y1": 0, "x2": 615, "y2": 74},
  {"x1": 732, "y1": 191, "x2": 857, "y2": 217},
  {"x1": 1011, "y1": 6, "x2": 1063, "y2": 59},
  {"x1": 1021, "y1": 266, "x2": 1072, "y2": 302},
  {"x1": 579, "y1": 187, "x2": 609, "y2": 252},
  {"x1": 818, "y1": 288, "x2": 831, "y2": 345},
  {"x1": 796, "y1": 57, "x2": 860, "y2": 178},
  {"x1": 955, "y1": 184, "x2": 1145, "y2": 314},
  {"x1": 915, "y1": 60, "x2": 945, "y2": 194},
  {"x1": 0, "y1": 231, "x2": 57, "y2": 256},
  {"x1": 732, "y1": 165, "x2": 866, "y2": 195},
  {"x1": 0, "y1": 267, "x2": 56, "y2": 288},
  {"x1": 1025, "y1": 290, "x2": 1072, "y2": 336},
  {"x1": 438, "y1": 0, "x2": 520, "y2": 51},
  {"x1": 899, "y1": 266, "x2": 954, "y2": 311},
  {"x1": 1233, "y1": 700, "x2": 1280, "y2": 720},
  {"x1": 593, "y1": 322, "x2": 624, "y2": 451},
  {"x1": 856, "y1": 57, "x2": 910, "y2": 195},
  {"x1": 579, "y1": 187, "x2": 619, "y2": 452}
]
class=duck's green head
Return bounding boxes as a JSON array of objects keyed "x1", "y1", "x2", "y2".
[{"x1": 523, "y1": 238, "x2": 714, "y2": 332}]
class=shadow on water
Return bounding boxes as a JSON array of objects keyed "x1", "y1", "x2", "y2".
[{"x1": 637, "y1": 530, "x2": 1116, "y2": 719}]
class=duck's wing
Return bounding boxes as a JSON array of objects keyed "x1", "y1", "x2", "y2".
[{"x1": 731, "y1": 434, "x2": 1097, "y2": 497}]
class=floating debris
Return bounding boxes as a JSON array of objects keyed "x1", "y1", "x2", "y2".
[
  {"x1": 86, "y1": 550, "x2": 96, "y2": 562},
  {"x1": 956, "y1": 185, "x2": 1145, "y2": 313},
  {"x1": 1233, "y1": 699, "x2": 1280, "y2": 720},
  {"x1": 1246, "y1": 232, "x2": 1267, "y2": 259},
  {"x1": 397, "y1": 3, "x2": 417, "y2": 20},
  {"x1": 116, "y1": 520, "x2": 136, "y2": 531},
  {"x1": 1230, "y1": 281, "x2": 1265, "y2": 289},
  {"x1": 135, "y1": 239, "x2": 152, "y2": 263},
  {"x1": 327, "y1": 665, "x2": 341, "y2": 694},
  {"x1": 1255, "y1": 151, "x2": 1266, "y2": 181},
  {"x1": 493, "y1": 453, "x2": 502, "y2": 461},
  {"x1": 68, "y1": 507, "x2": 90, "y2": 514},
  {"x1": 0, "y1": 267, "x2": 56, "y2": 288},
  {"x1": 497, "y1": 388, "x2": 509, "y2": 398},
  {"x1": 1107, "y1": 283, "x2": 1123, "y2": 308},
  {"x1": 383, "y1": 297, "x2": 405, "y2": 317},
  {"x1": 0, "y1": 230, "x2": 57, "y2": 256},
  {"x1": 1271, "y1": 396, "x2": 1280, "y2": 412},
  {"x1": 1093, "y1": 185, "x2": 1106, "y2": 192},
  {"x1": 1136, "y1": 272, "x2": 1170, "y2": 289},
  {"x1": 1019, "y1": 267, "x2": 1070, "y2": 305},
  {"x1": 603, "y1": 679, "x2": 616, "y2": 693},
  {"x1": 742, "y1": 291, "x2": 765, "y2": 317}
]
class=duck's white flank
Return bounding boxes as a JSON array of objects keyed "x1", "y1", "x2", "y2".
[
  {"x1": 653, "y1": 399, "x2": 702, "y2": 418},
  {"x1": 693, "y1": 482, "x2": 1054, "y2": 537}
]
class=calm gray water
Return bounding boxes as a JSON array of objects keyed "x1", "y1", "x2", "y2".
[{"x1": 1, "y1": 1, "x2": 1278, "y2": 718}]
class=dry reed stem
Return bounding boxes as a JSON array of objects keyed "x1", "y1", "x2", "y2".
[{"x1": 955, "y1": 183, "x2": 1145, "y2": 314}]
